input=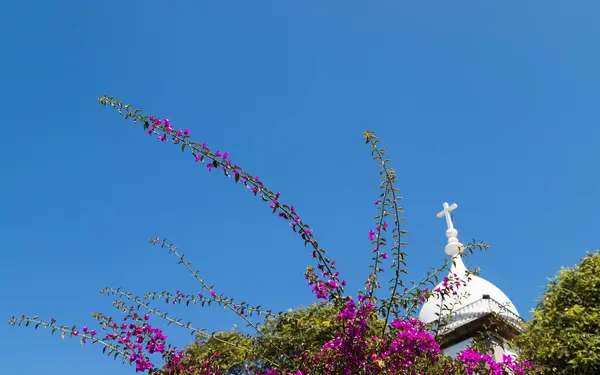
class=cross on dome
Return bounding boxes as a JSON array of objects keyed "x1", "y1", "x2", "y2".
[
  {"x1": 436, "y1": 202, "x2": 463, "y2": 257},
  {"x1": 437, "y1": 202, "x2": 458, "y2": 230}
]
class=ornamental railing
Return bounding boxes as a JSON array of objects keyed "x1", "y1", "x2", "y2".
[{"x1": 437, "y1": 296, "x2": 525, "y2": 333}]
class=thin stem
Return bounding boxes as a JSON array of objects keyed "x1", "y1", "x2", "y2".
[
  {"x1": 8, "y1": 316, "x2": 129, "y2": 359},
  {"x1": 363, "y1": 132, "x2": 405, "y2": 332},
  {"x1": 366, "y1": 184, "x2": 392, "y2": 299},
  {"x1": 149, "y1": 238, "x2": 289, "y2": 365}
]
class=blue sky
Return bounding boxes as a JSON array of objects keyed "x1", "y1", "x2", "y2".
[{"x1": 1, "y1": 1, "x2": 599, "y2": 374}]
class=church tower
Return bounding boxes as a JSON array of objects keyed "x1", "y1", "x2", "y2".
[{"x1": 419, "y1": 202, "x2": 524, "y2": 360}]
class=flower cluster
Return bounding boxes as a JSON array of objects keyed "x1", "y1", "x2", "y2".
[
  {"x1": 434, "y1": 273, "x2": 468, "y2": 298},
  {"x1": 458, "y1": 349, "x2": 535, "y2": 375},
  {"x1": 93, "y1": 311, "x2": 171, "y2": 372},
  {"x1": 267, "y1": 295, "x2": 536, "y2": 375}
]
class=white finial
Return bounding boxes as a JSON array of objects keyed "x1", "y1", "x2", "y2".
[{"x1": 436, "y1": 202, "x2": 463, "y2": 257}]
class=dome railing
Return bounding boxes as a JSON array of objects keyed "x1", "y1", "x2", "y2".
[{"x1": 436, "y1": 295, "x2": 524, "y2": 333}]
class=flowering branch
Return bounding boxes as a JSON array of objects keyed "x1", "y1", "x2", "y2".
[
  {"x1": 363, "y1": 131, "x2": 408, "y2": 329},
  {"x1": 364, "y1": 185, "x2": 392, "y2": 299},
  {"x1": 147, "y1": 238, "x2": 290, "y2": 366},
  {"x1": 147, "y1": 238, "x2": 275, "y2": 320},
  {"x1": 103, "y1": 289, "x2": 280, "y2": 369},
  {"x1": 147, "y1": 239, "x2": 271, "y2": 332},
  {"x1": 98, "y1": 95, "x2": 344, "y2": 302},
  {"x1": 7, "y1": 315, "x2": 126, "y2": 358}
]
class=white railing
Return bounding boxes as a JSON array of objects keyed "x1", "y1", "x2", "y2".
[{"x1": 437, "y1": 297, "x2": 524, "y2": 333}]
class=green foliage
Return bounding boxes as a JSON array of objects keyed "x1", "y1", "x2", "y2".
[
  {"x1": 513, "y1": 250, "x2": 600, "y2": 375},
  {"x1": 180, "y1": 302, "x2": 384, "y2": 374}
]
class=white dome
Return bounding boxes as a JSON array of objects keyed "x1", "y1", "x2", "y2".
[{"x1": 418, "y1": 255, "x2": 520, "y2": 327}]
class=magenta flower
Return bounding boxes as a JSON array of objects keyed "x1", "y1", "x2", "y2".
[
  {"x1": 194, "y1": 154, "x2": 202, "y2": 162},
  {"x1": 157, "y1": 135, "x2": 166, "y2": 142},
  {"x1": 176, "y1": 130, "x2": 182, "y2": 136},
  {"x1": 369, "y1": 230, "x2": 375, "y2": 241},
  {"x1": 183, "y1": 129, "x2": 190, "y2": 135},
  {"x1": 222, "y1": 151, "x2": 229, "y2": 160},
  {"x1": 210, "y1": 291, "x2": 216, "y2": 297},
  {"x1": 383, "y1": 222, "x2": 389, "y2": 230}
]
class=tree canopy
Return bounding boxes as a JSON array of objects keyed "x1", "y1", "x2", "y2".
[
  {"x1": 513, "y1": 250, "x2": 600, "y2": 375},
  {"x1": 180, "y1": 302, "x2": 385, "y2": 374}
]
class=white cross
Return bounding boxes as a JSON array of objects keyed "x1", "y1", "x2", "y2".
[{"x1": 437, "y1": 202, "x2": 458, "y2": 230}]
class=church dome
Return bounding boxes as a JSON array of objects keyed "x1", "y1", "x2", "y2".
[
  {"x1": 418, "y1": 255, "x2": 521, "y2": 325},
  {"x1": 419, "y1": 202, "x2": 522, "y2": 331}
]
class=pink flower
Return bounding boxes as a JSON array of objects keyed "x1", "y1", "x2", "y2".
[
  {"x1": 210, "y1": 291, "x2": 216, "y2": 297},
  {"x1": 194, "y1": 154, "x2": 202, "y2": 162},
  {"x1": 369, "y1": 230, "x2": 375, "y2": 241},
  {"x1": 176, "y1": 130, "x2": 182, "y2": 136},
  {"x1": 157, "y1": 135, "x2": 166, "y2": 142},
  {"x1": 183, "y1": 129, "x2": 190, "y2": 135},
  {"x1": 383, "y1": 222, "x2": 389, "y2": 230},
  {"x1": 374, "y1": 200, "x2": 380, "y2": 205},
  {"x1": 222, "y1": 151, "x2": 229, "y2": 160}
]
